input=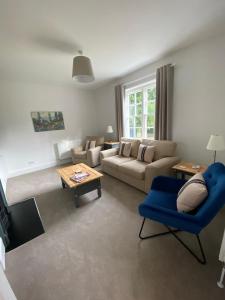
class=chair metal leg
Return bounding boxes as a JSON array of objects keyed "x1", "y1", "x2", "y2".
[
  {"x1": 165, "y1": 226, "x2": 206, "y2": 265},
  {"x1": 138, "y1": 218, "x2": 206, "y2": 265},
  {"x1": 139, "y1": 218, "x2": 180, "y2": 240}
]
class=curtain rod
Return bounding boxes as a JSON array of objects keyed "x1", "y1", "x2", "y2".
[{"x1": 121, "y1": 63, "x2": 176, "y2": 88}]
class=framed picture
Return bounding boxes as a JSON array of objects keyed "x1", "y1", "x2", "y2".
[{"x1": 31, "y1": 111, "x2": 65, "y2": 132}]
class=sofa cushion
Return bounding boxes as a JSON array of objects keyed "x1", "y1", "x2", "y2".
[
  {"x1": 102, "y1": 155, "x2": 134, "y2": 169},
  {"x1": 141, "y1": 139, "x2": 176, "y2": 161},
  {"x1": 85, "y1": 140, "x2": 96, "y2": 150},
  {"x1": 119, "y1": 142, "x2": 132, "y2": 157},
  {"x1": 177, "y1": 173, "x2": 208, "y2": 212},
  {"x1": 119, "y1": 160, "x2": 148, "y2": 180},
  {"x1": 137, "y1": 144, "x2": 155, "y2": 163},
  {"x1": 121, "y1": 137, "x2": 141, "y2": 158},
  {"x1": 74, "y1": 151, "x2": 87, "y2": 159}
]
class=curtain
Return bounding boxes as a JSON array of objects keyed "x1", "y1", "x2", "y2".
[
  {"x1": 155, "y1": 64, "x2": 174, "y2": 140},
  {"x1": 115, "y1": 85, "x2": 124, "y2": 140}
]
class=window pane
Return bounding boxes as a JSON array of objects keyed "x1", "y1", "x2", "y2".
[
  {"x1": 136, "y1": 128, "x2": 142, "y2": 138},
  {"x1": 130, "y1": 127, "x2": 135, "y2": 137},
  {"x1": 136, "y1": 104, "x2": 142, "y2": 116},
  {"x1": 129, "y1": 94, "x2": 135, "y2": 105},
  {"x1": 136, "y1": 91, "x2": 143, "y2": 104},
  {"x1": 148, "y1": 87, "x2": 156, "y2": 101},
  {"x1": 147, "y1": 115, "x2": 155, "y2": 127},
  {"x1": 129, "y1": 106, "x2": 135, "y2": 116},
  {"x1": 148, "y1": 101, "x2": 155, "y2": 115},
  {"x1": 129, "y1": 117, "x2": 134, "y2": 127},
  {"x1": 135, "y1": 116, "x2": 142, "y2": 127},
  {"x1": 147, "y1": 127, "x2": 154, "y2": 138}
]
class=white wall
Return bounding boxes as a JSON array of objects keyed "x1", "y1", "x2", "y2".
[
  {"x1": 0, "y1": 81, "x2": 97, "y2": 177},
  {"x1": 94, "y1": 33, "x2": 225, "y2": 165}
]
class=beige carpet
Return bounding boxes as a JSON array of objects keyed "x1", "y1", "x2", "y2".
[{"x1": 5, "y1": 166, "x2": 225, "y2": 300}]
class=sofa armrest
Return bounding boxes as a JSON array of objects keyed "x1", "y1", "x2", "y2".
[
  {"x1": 87, "y1": 146, "x2": 102, "y2": 167},
  {"x1": 144, "y1": 156, "x2": 181, "y2": 193},
  {"x1": 71, "y1": 145, "x2": 83, "y2": 163},
  {"x1": 100, "y1": 148, "x2": 119, "y2": 161},
  {"x1": 71, "y1": 145, "x2": 83, "y2": 154}
]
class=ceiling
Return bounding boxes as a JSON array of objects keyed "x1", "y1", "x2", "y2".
[{"x1": 1, "y1": 0, "x2": 225, "y2": 88}]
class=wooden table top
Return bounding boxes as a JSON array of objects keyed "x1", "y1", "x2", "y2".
[
  {"x1": 172, "y1": 162, "x2": 207, "y2": 175},
  {"x1": 57, "y1": 163, "x2": 103, "y2": 189}
]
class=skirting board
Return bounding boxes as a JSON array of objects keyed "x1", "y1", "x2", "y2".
[{"x1": 7, "y1": 158, "x2": 72, "y2": 178}]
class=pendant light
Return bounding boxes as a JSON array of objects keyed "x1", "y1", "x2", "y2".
[{"x1": 72, "y1": 50, "x2": 94, "y2": 83}]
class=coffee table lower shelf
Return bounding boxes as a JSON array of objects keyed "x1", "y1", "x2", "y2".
[{"x1": 61, "y1": 178, "x2": 101, "y2": 208}]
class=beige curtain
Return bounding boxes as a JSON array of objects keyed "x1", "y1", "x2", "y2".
[
  {"x1": 115, "y1": 85, "x2": 124, "y2": 140},
  {"x1": 155, "y1": 64, "x2": 174, "y2": 140}
]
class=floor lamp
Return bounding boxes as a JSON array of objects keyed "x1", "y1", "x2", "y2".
[{"x1": 206, "y1": 135, "x2": 225, "y2": 163}]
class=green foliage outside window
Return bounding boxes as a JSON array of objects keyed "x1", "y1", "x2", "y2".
[
  {"x1": 136, "y1": 128, "x2": 142, "y2": 138},
  {"x1": 148, "y1": 87, "x2": 156, "y2": 101},
  {"x1": 129, "y1": 94, "x2": 135, "y2": 105},
  {"x1": 136, "y1": 105, "x2": 142, "y2": 115},
  {"x1": 136, "y1": 91, "x2": 143, "y2": 104},
  {"x1": 135, "y1": 116, "x2": 142, "y2": 127}
]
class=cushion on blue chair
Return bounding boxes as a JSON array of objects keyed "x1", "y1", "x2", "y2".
[{"x1": 139, "y1": 163, "x2": 225, "y2": 235}]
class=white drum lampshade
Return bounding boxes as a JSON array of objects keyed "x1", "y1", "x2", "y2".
[
  {"x1": 106, "y1": 125, "x2": 113, "y2": 133},
  {"x1": 72, "y1": 54, "x2": 94, "y2": 83},
  {"x1": 206, "y1": 134, "x2": 225, "y2": 163}
]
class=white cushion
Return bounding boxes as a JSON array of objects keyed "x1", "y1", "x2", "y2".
[
  {"x1": 137, "y1": 144, "x2": 155, "y2": 163},
  {"x1": 177, "y1": 173, "x2": 208, "y2": 212},
  {"x1": 119, "y1": 142, "x2": 132, "y2": 157},
  {"x1": 85, "y1": 140, "x2": 96, "y2": 151}
]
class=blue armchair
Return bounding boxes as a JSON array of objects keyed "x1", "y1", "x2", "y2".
[{"x1": 138, "y1": 162, "x2": 225, "y2": 264}]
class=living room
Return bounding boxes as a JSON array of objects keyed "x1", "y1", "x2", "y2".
[{"x1": 1, "y1": 1, "x2": 225, "y2": 299}]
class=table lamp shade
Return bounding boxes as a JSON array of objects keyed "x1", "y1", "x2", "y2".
[
  {"x1": 206, "y1": 135, "x2": 225, "y2": 151},
  {"x1": 106, "y1": 125, "x2": 113, "y2": 133}
]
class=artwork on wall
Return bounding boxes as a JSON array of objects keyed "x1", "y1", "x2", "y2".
[{"x1": 31, "y1": 111, "x2": 65, "y2": 132}]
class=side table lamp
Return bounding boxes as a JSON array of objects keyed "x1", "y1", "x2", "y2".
[
  {"x1": 206, "y1": 134, "x2": 225, "y2": 163},
  {"x1": 106, "y1": 125, "x2": 114, "y2": 142}
]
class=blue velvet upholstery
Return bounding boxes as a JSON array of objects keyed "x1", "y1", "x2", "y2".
[{"x1": 139, "y1": 163, "x2": 225, "y2": 234}]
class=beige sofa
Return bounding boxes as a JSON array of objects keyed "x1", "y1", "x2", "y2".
[
  {"x1": 71, "y1": 136, "x2": 104, "y2": 167},
  {"x1": 100, "y1": 138, "x2": 180, "y2": 193}
]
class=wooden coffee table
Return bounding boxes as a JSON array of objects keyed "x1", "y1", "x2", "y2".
[
  {"x1": 172, "y1": 161, "x2": 207, "y2": 180},
  {"x1": 57, "y1": 163, "x2": 103, "y2": 207}
]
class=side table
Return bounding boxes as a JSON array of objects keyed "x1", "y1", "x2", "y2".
[
  {"x1": 172, "y1": 161, "x2": 207, "y2": 180},
  {"x1": 104, "y1": 141, "x2": 120, "y2": 150}
]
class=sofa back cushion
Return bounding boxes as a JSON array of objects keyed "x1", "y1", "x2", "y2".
[
  {"x1": 85, "y1": 140, "x2": 96, "y2": 150},
  {"x1": 137, "y1": 144, "x2": 155, "y2": 163},
  {"x1": 119, "y1": 142, "x2": 132, "y2": 157},
  {"x1": 86, "y1": 136, "x2": 104, "y2": 146},
  {"x1": 141, "y1": 139, "x2": 176, "y2": 161},
  {"x1": 121, "y1": 137, "x2": 141, "y2": 158}
]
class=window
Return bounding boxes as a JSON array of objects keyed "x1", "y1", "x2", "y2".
[{"x1": 124, "y1": 80, "x2": 156, "y2": 139}]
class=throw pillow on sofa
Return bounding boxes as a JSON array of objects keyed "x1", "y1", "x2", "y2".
[
  {"x1": 177, "y1": 173, "x2": 208, "y2": 212},
  {"x1": 85, "y1": 140, "x2": 96, "y2": 151},
  {"x1": 119, "y1": 142, "x2": 132, "y2": 157},
  {"x1": 137, "y1": 144, "x2": 155, "y2": 163}
]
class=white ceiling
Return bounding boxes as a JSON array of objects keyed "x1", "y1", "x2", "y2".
[{"x1": 1, "y1": 0, "x2": 225, "y2": 88}]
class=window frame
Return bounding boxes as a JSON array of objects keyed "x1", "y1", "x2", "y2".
[{"x1": 124, "y1": 79, "x2": 156, "y2": 139}]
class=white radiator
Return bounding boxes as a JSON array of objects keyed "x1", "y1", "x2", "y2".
[
  {"x1": 56, "y1": 139, "x2": 81, "y2": 160},
  {"x1": 217, "y1": 230, "x2": 225, "y2": 288}
]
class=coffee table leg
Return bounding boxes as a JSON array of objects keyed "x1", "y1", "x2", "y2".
[
  {"x1": 61, "y1": 179, "x2": 66, "y2": 189},
  {"x1": 74, "y1": 191, "x2": 79, "y2": 208},
  {"x1": 97, "y1": 180, "x2": 102, "y2": 198}
]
